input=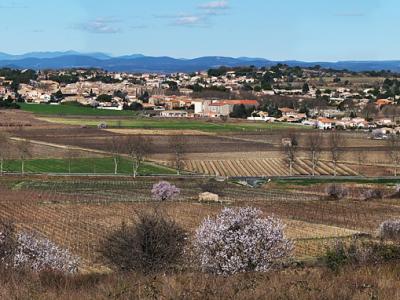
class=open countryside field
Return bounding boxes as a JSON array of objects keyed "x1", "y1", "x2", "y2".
[
  {"x1": 0, "y1": 110, "x2": 394, "y2": 177},
  {"x1": 40, "y1": 116, "x2": 307, "y2": 132},
  {"x1": 19, "y1": 103, "x2": 139, "y2": 116},
  {"x1": 1, "y1": 175, "x2": 398, "y2": 271},
  {"x1": 167, "y1": 158, "x2": 359, "y2": 177},
  {"x1": 1, "y1": 157, "x2": 175, "y2": 175}
]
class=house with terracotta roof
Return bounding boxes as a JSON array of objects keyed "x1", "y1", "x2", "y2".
[
  {"x1": 317, "y1": 117, "x2": 336, "y2": 130},
  {"x1": 376, "y1": 99, "x2": 394, "y2": 109}
]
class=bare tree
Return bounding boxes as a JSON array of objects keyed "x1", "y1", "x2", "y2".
[
  {"x1": 387, "y1": 134, "x2": 400, "y2": 176},
  {"x1": 107, "y1": 137, "x2": 124, "y2": 175},
  {"x1": 169, "y1": 136, "x2": 186, "y2": 175},
  {"x1": 355, "y1": 149, "x2": 367, "y2": 175},
  {"x1": 65, "y1": 146, "x2": 79, "y2": 174},
  {"x1": 328, "y1": 131, "x2": 345, "y2": 177},
  {"x1": 16, "y1": 139, "x2": 32, "y2": 175},
  {"x1": 124, "y1": 135, "x2": 152, "y2": 178},
  {"x1": 307, "y1": 132, "x2": 322, "y2": 176},
  {"x1": 281, "y1": 132, "x2": 298, "y2": 176},
  {"x1": 0, "y1": 132, "x2": 10, "y2": 176}
]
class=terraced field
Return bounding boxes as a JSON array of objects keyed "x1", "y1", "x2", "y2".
[{"x1": 165, "y1": 158, "x2": 359, "y2": 177}]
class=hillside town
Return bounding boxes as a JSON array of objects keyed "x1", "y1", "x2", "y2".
[{"x1": 1, "y1": 65, "x2": 400, "y2": 136}]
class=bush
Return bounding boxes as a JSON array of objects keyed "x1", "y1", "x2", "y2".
[
  {"x1": 379, "y1": 219, "x2": 400, "y2": 240},
  {"x1": 151, "y1": 181, "x2": 180, "y2": 201},
  {"x1": 0, "y1": 220, "x2": 17, "y2": 267},
  {"x1": 194, "y1": 207, "x2": 292, "y2": 275},
  {"x1": 325, "y1": 184, "x2": 348, "y2": 200},
  {"x1": 323, "y1": 238, "x2": 400, "y2": 271},
  {"x1": 361, "y1": 189, "x2": 384, "y2": 200},
  {"x1": 100, "y1": 212, "x2": 187, "y2": 273}
]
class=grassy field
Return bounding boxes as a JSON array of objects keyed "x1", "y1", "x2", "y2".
[
  {"x1": 3, "y1": 157, "x2": 176, "y2": 175},
  {"x1": 40, "y1": 116, "x2": 308, "y2": 132},
  {"x1": 20, "y1": 103, "x2": 138, "y2": 117},
  {"x1": 274, "y1": 177, "x2": 400, "y2": 186}
]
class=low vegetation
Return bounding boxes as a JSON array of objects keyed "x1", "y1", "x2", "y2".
[
  {"x1": 20, "y1": 102, "x2": 138, "y2": 117},
  {"x1": 2, "y1": 157, "x2": 175, "y2": 175},
  {"x1": 99, "y1": 211, "x2": 187, "y2": 274}
]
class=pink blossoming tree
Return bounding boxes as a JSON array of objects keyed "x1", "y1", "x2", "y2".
[{"x1": 194, "y1": 207, "x2": 292, "y2": 275}]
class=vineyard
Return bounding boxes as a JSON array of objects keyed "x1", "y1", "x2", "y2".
[
  {"x1": 163, "y1": 158, "x2": 359, "y2": 177},
  {"x1": 0, "y1": 175, "x2": 398, "y2": 273}
]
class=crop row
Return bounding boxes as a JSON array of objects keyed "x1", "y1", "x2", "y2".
[{"x1": 182, "y1": 158, "x2": 359, "y2": 177}]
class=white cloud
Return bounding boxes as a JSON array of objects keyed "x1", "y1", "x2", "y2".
[
  {"x1": 173, "y1": 15, "x2": 203, "y2": 26},
  {"x1": 75, "y1": 18, "x2": 121, "y2": 34},
  {"x1": 199, "y1": 1, "x2": 229, "y2": 10}
]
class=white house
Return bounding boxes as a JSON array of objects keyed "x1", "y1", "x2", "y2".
[{"x1": 317, "y1": 118, "x2": 336, "y2": 130}]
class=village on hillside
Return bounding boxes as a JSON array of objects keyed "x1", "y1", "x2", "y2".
[{"x1": 1, "y1": 65, "x2": 400, "y2": 138}]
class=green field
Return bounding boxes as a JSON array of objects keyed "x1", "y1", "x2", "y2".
[
  {"x1": 20, "y1": 103, "x2": 138, "y2": 117},
  {"x1": 275, "y1": 177, "x2": 400, "y2": 186},
  {"x1": 2, "y1": 157, "x2": 176, "y2": 175},
  {"x1": 41, "y1": 117, "x2": 307, "y2": 132}
]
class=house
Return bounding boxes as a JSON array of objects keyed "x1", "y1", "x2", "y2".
[
  {"x1": 376, "y1": 99, "x2": 394, "y2": 109},
  {"x1": 279, "y1": 107, "x2": 296, "y2": 117},
  {"x1": 317, "y1": 118, "x2": 336, "y2": 130},
  {"x1": 160, "y1": 110, "x2": 188, "y2": 118},
  {"x1": 202, "y1": 100, "x2": 259, "y2": 117},
  {"x1": 247, "y1": 111, "x2": 276, "y2": 122}
]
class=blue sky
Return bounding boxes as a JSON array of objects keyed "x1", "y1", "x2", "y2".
[{"x1": 0, "y1": 0, "x2": 396, "y2": 61}]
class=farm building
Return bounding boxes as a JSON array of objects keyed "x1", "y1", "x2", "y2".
[
  {"x1": 160, "y1": 110, "x2": 189, "y2": 118},
  {"x1": 317, "y1": 118, "x2": 336, "y2": 130}
]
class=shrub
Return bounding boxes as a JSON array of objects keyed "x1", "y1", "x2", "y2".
[
  {"x1": 361, "y1": 189, "x2": 383, "y2": 200},
  {"x1": 0, "y1": 220, "x2": 17, "y2": 267},
  {"x1": 194, "y1": 207, "x2": 292, "y2": 275},
  {"x1": 151, "y1": 181, "x2": 180, "y2": 201},
  {"x1": 379, "y1": 219, "x2": 400, "y2": 240},
  {"x1": 13, "y1": 232, "x2": 79, "y2": 273},
  {"x1": 100, "y1": 212, "x2": 187, "y2": 273},
  {"x1": 325, "y1": 184, "x2": 348, "y2": 200},
  {"x1": 323, "y1": 238, "x2": 400, "y2": 271}
]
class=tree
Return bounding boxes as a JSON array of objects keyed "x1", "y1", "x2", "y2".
[
  {"x1": 194, "y1": 207, "x2": 292, "y2": 275},
  {"x1": 107, "y1": 137, "x2": 124, "y2": 175},
  {"x1": 282, "y1": 132, "x2": 298, "y2": 176},
  {"x1": 387, "y1": 134, "x2": 400, "y2": 176},
  {"x1": 302, "y1": 83, "x2": 310, "y2": 94},
  {"x1": 169, "y1": 136, "x2": 186, "y2": 175},
  {"x1": 16, "y1": 139, "x2": 32, "y2": 175},
  {"x1": 361, "y1": 103, "x2": 378, "y2": 121},
  {"x1": 65, "y1": 146, "x2": 79, "y2": 174},
  {"x1": 124, "y1": 135, "x2": 152, "y2": 178},
  {"x1": 138, "y1": 91, "x2": 150, "y2": 103},
  {"x1": 307, "y1": 132, "x2": 322, "y2": 176},
  {"x1": 0, "y1": 132, "x2": 10, "y2": 175},
  {"x1": 328, "y1": 132, "x2": 344, "y2": 177},
  {"x1": 151, "y1": 181, "x2": 180, "y2": 201},
  {"x1": 230, "y1": 104, "x2": 247, "y2": 119},
  {"x1": 96, "y1": 94, "x2": 113, "y2": 102}
]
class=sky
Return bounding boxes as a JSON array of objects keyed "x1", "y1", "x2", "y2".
[{"x1": 0, "y1": 0, "x2": 397, "y2": 61}]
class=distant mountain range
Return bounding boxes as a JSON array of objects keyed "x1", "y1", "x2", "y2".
[{"x1": 0, "y1": 51, "x2": 400, "y2": 73}]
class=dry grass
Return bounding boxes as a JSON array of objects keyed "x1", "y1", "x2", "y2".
[
  {"x1": 105, "y1": 128, "x2": 214, "y2": 136},
  {"x1": 0, "y1": 263, "x2": 399, "y2": 299}
]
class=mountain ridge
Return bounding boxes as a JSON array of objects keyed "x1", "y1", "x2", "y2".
[{"x1": 0, "y1": 51, "x2": 399, "y2": 73}]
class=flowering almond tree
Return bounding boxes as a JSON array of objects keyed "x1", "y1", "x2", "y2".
[
  {"x1": 194, "y1": 207, "x2": 292, "y2": 275},
  {"x1": 151, "y1": 181, "x2": 180, "y2": 201},
  {"x1": 13, "y1": 232, "x2": 80, "y2": 273}
]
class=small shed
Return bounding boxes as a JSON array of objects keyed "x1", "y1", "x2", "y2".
[{"x1": 199, "y1": 192, "x2": 219, "y2": 202}]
